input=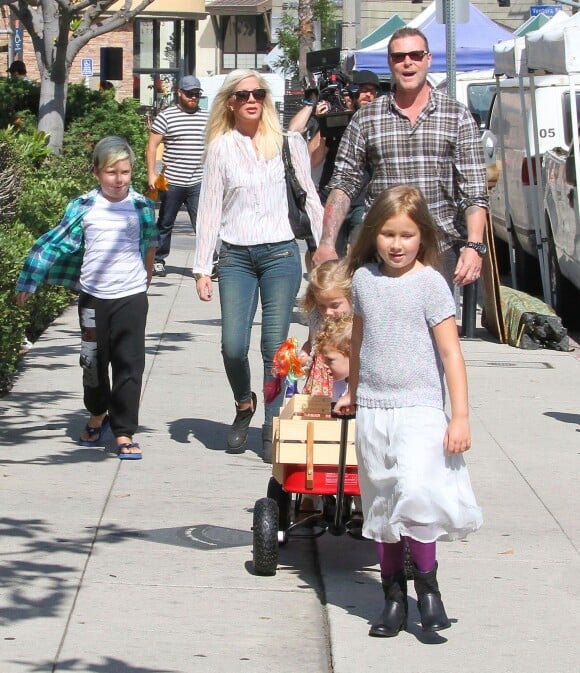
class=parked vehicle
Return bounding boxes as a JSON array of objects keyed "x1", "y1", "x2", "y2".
[
  {"x1": 542, "y1": 137, "x2": 580, "y2": 320},
  {"x1": 482, "y1": 74, "x2": 580, "y2": 296},
  {"x1": 436, "y1": 68, "x2": 496, "y2": 130}
]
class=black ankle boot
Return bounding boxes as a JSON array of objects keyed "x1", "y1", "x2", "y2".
[
  {"x1": 369, "y1": 570, "x2": 408, "y2": 637},
  {"x1": 226, "y1": 392, "x2": 257, "y2": 452},
  {"x1": 413, "y1": 562, "x2": 450, "y2": 632}
]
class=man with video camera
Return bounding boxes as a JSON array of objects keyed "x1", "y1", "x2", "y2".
[{"x1": 289, "y1": 68, "x2": 380, "y2": 256}]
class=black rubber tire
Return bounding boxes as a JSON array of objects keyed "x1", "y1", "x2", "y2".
[
  {"x1": 266, "y1": 477, "x2": 291, "y2": 531},
  {"x1": 252, "y1": 497, "x2": 279, "y2": 576}
]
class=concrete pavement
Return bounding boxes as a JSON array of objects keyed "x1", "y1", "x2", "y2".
[{"x1": 1, "y1": 213, "x2": 579, "y2": 673}]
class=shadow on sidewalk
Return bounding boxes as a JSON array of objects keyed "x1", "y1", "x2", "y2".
[{"x1": 168, "y1": 417, "x2": 263, "y2": 458}]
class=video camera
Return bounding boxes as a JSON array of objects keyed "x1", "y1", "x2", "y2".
[{"x1": 306, "y1": 48, "x2": 354, "y2": 140}]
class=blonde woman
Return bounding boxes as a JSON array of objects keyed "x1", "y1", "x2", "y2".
[{"x1": 192, "y1": 69, "x2": 323, "y2": 462}]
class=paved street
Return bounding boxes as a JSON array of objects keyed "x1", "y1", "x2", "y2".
[{"x1": 1, "y1": 213, "x2": 579, "y2": 673}]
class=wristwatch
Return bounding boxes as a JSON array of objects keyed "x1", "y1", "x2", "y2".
[
  {"x1": 465, "y1": 241, "x2": 488, "y2": 256},
  {"x1": 193, "y1": 273, "x2": 208, "y2": 281}
]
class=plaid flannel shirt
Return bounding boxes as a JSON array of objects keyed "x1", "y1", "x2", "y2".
[
  {"x1": 16, "y1": 188, "x2": 158, "y2": 294},
  {"x1": 328, "y1": 88, "x2": 488, "y2": 245}
]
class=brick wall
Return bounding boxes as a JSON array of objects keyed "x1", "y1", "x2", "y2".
[{"x1": 13, "y1": 24, "x2": 135, "y2": 101}]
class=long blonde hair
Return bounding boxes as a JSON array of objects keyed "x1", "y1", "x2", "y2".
[
  {"x1": 205, "y1": 69, "x2": 283, "y2": 160},
  {"x1": 348, "y1": 185, "x2": 442, "y2": 275}
]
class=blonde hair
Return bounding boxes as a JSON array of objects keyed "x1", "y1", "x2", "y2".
[
  {"x1": 315, "y1": 314, "x2": 353, "y2": 356},
  {"x1": 93, "y1": 136, "x2": 135, "y2": 170},
  {"x1": 301, "y1": 260, "x2": 353, "y2": 314},
  {"x1": 348, "y1": 185, "x2": 442, "y2": 275},
  {"x1": 205, "y1": 69, "x2": 283, "y2": 160}
]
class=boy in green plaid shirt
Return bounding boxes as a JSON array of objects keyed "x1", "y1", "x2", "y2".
[{"x1": 16, "y1": 136, "x2": 157, "y2": 459}]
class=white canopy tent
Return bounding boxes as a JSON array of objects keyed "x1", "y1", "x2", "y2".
[
  {"x1": 491, "y1": 11, "x2": 571, "y2": 300},
  {"x1": 526, "y1": 13, "x2": 580, "y2": 305}
]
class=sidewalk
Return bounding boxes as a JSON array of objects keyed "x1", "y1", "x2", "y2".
[{"x1": 1, "y1": 213, "x2": 578, "y2": 673}]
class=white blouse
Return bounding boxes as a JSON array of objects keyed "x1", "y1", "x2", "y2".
[{"x1": 192, "y1": 129, "x2": 323, "y2": 275}]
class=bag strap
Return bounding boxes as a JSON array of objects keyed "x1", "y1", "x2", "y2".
[{"x1": 282, "y1": 135, "x2": 297, "y2": 179}]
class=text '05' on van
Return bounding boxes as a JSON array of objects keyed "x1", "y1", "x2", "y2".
[{"x1": 482, "y1": 74, "x2": 580, "y2": 322}]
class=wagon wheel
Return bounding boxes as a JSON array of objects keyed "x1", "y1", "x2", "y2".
[
  {"x1": 266, "y1": 477, "x2": 291, "y2": 532},
  {"x1": 252, "y1": 497, "x2": 279, "y2": 576}
]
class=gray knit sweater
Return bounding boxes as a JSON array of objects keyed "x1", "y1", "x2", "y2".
[{"x1": 352, "y1": 263, "x2": 456, "y2": 410}]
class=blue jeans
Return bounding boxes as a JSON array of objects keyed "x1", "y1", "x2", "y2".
[
  {"x1": 156, "y1": 182, "x2": 201, "y2": 262},
  {"x1": 218, "y1": 240, "x2": 302, "y2": 426}
]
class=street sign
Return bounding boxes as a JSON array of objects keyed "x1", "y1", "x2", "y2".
[
  {"x1": 81, "y1": 58, "x2": 93, "y2": 76},
  {"x1": 13, "y1": 27, "x2": 23, "y2": 56},
  {"x1": 530, "y1": 5, "x2": 562, "y2": 16}
]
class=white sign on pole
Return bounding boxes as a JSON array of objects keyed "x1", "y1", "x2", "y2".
[{"x1": 81, "y1": 58, "x2": 94, "y2": 77}]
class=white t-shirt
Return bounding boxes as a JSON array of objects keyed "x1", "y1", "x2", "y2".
[{"x1": 80, "y1": 193, "x2": 146, "y2": 299}]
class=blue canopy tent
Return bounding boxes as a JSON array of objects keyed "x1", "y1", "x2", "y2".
[{"x1": 353, "y1": 2, "x2": 513, "y2": 74}]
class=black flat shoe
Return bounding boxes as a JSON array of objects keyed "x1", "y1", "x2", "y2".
[{"x1": 226, "y1": 392, "x2": 257, "y2": 452}]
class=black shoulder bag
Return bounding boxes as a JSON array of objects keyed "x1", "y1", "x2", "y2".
[{"x1": 282, "y1": 136, "x2": 313, "y2": 240}]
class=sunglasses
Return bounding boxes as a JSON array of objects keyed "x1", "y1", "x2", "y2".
[
  {"x1": 389, "y1": 50, "x2": 430, "y2": 64},
  {"x1": 232, "y1": 88, "x2": 267, "y2": 103},
  {"x1": 181, "y1": 89, "x2": 202, "y2": 98}
]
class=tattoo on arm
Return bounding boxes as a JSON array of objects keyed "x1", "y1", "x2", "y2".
[{"x1": 320, "y1": 190, "x2": 351, "y2": 246}]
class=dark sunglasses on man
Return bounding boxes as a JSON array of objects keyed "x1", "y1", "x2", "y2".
[
  {"x1": 181, "y1": 89, "x2": 202, "y2": 98},
  {"x1": 232, "y1": 88, "x2": 267, "y2": 103},
  {"x1": 389, "y1": 50, "x2": 430, "y2": 64}
]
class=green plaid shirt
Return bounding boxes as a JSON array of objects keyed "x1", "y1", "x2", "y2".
[{"x1": 16, "y1": 188, "x2": 158, "y2": 294}]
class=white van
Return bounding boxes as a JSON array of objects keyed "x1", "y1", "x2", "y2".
[
  {"x1": 436, "y1": 69, "x2": 496, "y2": 130},
  {"x1": 482, "y1": 75, "x2": 580, "y2": 292},
  {"x1": 543, "y1": 134, "x2": 580, "y2": 320}
]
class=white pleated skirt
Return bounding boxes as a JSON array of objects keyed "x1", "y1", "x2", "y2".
[{"x1": 356, "y1": 406, "x2": 483, "y2": 543}]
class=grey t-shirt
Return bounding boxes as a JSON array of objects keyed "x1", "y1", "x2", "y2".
[{"x1": 352, "y1": 263, "x2": 456, "y2": 410}]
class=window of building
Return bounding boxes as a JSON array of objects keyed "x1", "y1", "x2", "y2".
[
  {"x1": 221, "y1": 14, "x2": 270, "y2": 71},
  {"x1": 133, "y1": 18, "x2": 196, "y2": 110}
]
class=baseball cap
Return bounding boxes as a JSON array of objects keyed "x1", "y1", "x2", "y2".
[
  {"x1": 179, "y1": 75, "x2": 201, "y2": 91},
  {"x1": 352, "y1": 70, "x2": 380, "y2": 87}
]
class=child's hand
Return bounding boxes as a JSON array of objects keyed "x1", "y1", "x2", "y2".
[
  {"x1": 444, "y1": 417, "x2": 471, "y2": 454},
  {"x1": 333, "y1": 392, "x2": 355, "y2": 416},
  {"x1": 298, "y1": 349, "x2": 313, "y2": 369},
  {"x1": 15, "y1": 292, "x2": 31, "y2": 307}
]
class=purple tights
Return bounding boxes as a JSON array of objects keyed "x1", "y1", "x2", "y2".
[{"x1": 376, "y1": 538, "x2": 436, "y2": 577}]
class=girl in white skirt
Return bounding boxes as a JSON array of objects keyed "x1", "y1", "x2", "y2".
[{"x1": 334, "y1": 185, "x2": 483, "y2": 638}]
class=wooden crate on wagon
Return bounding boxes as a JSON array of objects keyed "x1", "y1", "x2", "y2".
[{"x1": 271, "y1": 395, "x2": 358, "y2": 496}]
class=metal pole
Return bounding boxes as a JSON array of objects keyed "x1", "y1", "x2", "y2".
[
  {"x1": 461, "y1": 281, "x2": 478, "y2": 338},
  {"x1": 444, "y1": 0, "x2": 457, "y2": 100}
]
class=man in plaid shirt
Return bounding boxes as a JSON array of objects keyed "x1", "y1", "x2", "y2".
[{"x1": 313, "y1": 27, "x2": 488, "y2": 287}]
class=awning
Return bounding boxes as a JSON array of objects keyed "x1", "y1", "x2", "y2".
[
  {"x1": 108, "y1": 0, "x2": 206, "y2": 19},
  {"x1": 206, "y1": 0, "x2": 271, "y2": 15},
  {"x1": 360, "y1": 15, "x2": 406, "y2": 49}
]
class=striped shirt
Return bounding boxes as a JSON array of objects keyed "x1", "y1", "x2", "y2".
[
  {"x1": 192, "y1": 130, "x2": 323, "y2": 275},
  {"x1": 328, "y1": 88, "x2": 488, "y2": 245},
  {"x1": 16, "y1": 188, "x2": 157, "y2": 294},
  {"x1": 150, "y1": 105, "x2": 208, "y2": 186}
]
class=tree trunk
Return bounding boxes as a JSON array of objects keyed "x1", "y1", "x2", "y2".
[
  {"x1": 37, "y1": 71, "x2": 69, "y2": 155},
  {"x1": 298, "y1": 0, "x2": 315, "y2": 79}
]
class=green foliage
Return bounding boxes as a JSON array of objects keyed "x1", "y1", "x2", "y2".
[
  {"x1": 274, "y1": 14, "x2": 300, "y2": 78},
  {"x1": 274, "y1": 0, "x2": 338, "y2": 78},
  {"x1": 0, "y1": 220, "x2": 69, "y2": 395},
  {"x1": 0, "y1": 86, "x2": 149, "y2": 394},
  {"x1": 0, "y1": 124, "x2": 52, "y2": 167},
  {"x1": 0, "y1": 77, "x2": 41, "y2": 129},
  {"x1": 313, "y1": 0, "x2": 338, "y2": 49},
  {"x1": 62, "y1": 94, "x2": 149, "y2": 192}
]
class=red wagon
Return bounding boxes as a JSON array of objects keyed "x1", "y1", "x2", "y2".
[{"x1": 252, "y1": 395, "x2": 359, "y2": 576}]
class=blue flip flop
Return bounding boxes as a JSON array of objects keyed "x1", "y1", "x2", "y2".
[
  {"x1": 117, "y1": 442, "x2": 142, "y2": 460},
  {"x1": 78, "y1": 415, "x2": 110, "y2": 447}
]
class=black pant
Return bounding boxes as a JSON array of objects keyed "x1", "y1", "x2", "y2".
[
  {"x1": 78, "y1": 291, "x2": 148, "y2": 438},
  {"x1": 156, "y1": 182, "x2": 201, "y2": 262}
]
